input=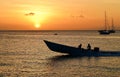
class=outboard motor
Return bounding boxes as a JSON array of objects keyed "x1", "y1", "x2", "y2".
[{"x1": 94, "y1": 47, "x2": 99, "y2": 52}]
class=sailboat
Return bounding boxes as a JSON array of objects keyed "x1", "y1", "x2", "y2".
[
  {"x1": 98, "y1": 12, "x2": 110, "y2": 35},
  {"x1": 109, "y1": 18, "x2": 116, "y2": 33},
  {"x1": 98, "y1": 30, "x2": 110, "y2": 35}
]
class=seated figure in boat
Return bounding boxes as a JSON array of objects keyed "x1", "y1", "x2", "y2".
[
  {"x1": 78, "y1": 44, "x2": 85, "y2": 51},
  {"x1": 78, "y1": 44, "x2": 82, "y2": 49},
  {"x1": 87, "y1": 43, "x2": 91, "y2": 51}
]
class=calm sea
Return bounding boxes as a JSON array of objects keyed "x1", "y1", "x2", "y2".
[{"x1": 0, "y1": 30, "x2": 120, "y2": 77}]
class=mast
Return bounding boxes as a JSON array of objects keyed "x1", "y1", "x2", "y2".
[
  {"x1": 111, "y1": 18, "x2": 114, "y2": 30},
  {"x1": 104, "y1": 11, "x2": 107, "y2": 30}
]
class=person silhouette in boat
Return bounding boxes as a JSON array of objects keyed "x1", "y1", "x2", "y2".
[
  {"x1": 87, "y1": 43, "x2": 91, "y2": 51},
  {"x1": 78, "y1": 44, "x2": 82, "y2": 49}
]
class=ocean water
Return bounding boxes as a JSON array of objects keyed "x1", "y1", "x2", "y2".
[{"x1": 0, "y1": 30, "x2": 120, "y2": 77}]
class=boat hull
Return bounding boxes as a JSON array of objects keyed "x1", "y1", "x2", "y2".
[
  {"x1": 109, "y1": 30, "x2": 116, "y2": 33},
  {"x1": 98, "y1": 30, "x2": 110, "y2": 35},
  {"x1": 44, "y1": 40, "x2": 120, "y2": 56}
]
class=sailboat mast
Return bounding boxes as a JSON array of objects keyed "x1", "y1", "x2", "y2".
[
  {"x1": 112, "y1": 18, "x2": 114, "y2": 30},
  {"x1": 104, "y1": 11, "x2": 107, "y2": 30}
]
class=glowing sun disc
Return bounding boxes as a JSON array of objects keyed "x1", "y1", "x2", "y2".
[{"x1": 35, "y1": 24, "x2": 40, "y2": 28}]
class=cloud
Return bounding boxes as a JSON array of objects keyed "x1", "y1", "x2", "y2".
[
  {"x1": 78, "y1": 15, "x2": 84, "y2": 18},
  {"x1": 71, "y1": 14, "x2": 85, "y2": 18},
  {"x1": 25, "y1": 12, "x2": 35, "y2": 16}
]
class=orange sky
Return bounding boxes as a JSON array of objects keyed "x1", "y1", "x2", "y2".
[{"x1": 0, "y1": 0, "x2": 120, "y2": 30}]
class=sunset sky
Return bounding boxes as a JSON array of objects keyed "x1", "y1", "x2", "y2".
[{"x1": 0, "y1": 0, "x2": 120, "y2": 30}]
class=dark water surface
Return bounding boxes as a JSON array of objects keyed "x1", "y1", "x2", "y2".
[{"x1": 0, "y1": 30, "x2": 120, "y2": 77}]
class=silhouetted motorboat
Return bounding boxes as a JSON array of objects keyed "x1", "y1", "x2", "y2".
[{"x1": 44, "y1": 40, "x2": 120, "y2": 56}]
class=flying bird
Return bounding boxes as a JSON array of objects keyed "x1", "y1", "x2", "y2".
[{"x1": 71, "y1": 14, "x2": 85, "y2": 18}]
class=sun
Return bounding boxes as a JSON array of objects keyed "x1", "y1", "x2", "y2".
[
  {"x1": 35, "y1": 23, "x2": 41, "y2": 28},
  {"x1": 25, "y1": 10, "x2": 53, "y2": 29}
]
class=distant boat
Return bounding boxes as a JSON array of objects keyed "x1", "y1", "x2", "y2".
[
  {"x1": 44, "y1": 40, "x2": 120, "y2": 56},
  {"x1": 98, "y1": 11, "x2": 110, "y2": 35},
  {"x1": 109, "y1": 30, "x2": 115, "y2": 33},
  {"x1": 108, "y1": 18, "x2": 116, "y2": 33},
  {"x1": 98, "y1": 30, "x2": 110, "y2": 35},
  {"x1": 54, "y1": 33, "x2": 58, "y2": 35}
]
